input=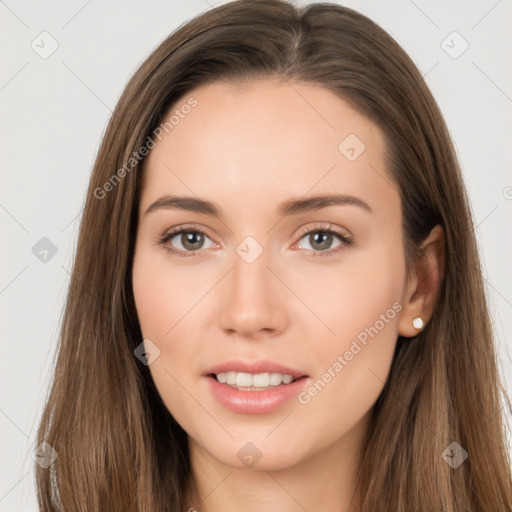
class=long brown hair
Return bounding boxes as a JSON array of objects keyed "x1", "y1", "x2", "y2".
[{"x1": 35, "y1": 1, "x2": 512, "y2": 510}]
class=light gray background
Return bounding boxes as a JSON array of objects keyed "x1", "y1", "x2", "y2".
[{"x1": 1, "y1": 0, "x2": 511, "y2": 509}]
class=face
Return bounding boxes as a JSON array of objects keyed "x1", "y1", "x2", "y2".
[{"x1": 132, "y1": 78, "x2": 408, "y2": 471}]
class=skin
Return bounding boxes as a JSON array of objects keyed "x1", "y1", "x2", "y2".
[{"x1": 132, "y1": 78, "x2": 444, "y2": 512}]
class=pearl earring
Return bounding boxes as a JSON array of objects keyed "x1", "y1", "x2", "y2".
[{"x1": 412, "y1": 317, "x2": 424, "y2": 330}]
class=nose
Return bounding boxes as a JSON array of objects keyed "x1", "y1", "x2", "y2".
[{"x1": 217, "y1": 244, "x2": 289, "y2": 339}]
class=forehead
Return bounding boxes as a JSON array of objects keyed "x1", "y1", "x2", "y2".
[{"x1": 140, "y1": 79, "x2": 397, "y2": 218}]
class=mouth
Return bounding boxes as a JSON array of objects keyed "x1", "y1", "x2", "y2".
[
  {"x1": 205, "y1": 369, "x2": 310, "y2": 414},
  {"x1": 207, "y1": 371, "x2": 307, "y2": 391},
  {"x1": 203, "y1": 360, "x2": 309, "y2": 413}
]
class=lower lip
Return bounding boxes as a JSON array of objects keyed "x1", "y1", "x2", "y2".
[{"x1": 205, "y1": 375, "x2": 309, "y2": 414}]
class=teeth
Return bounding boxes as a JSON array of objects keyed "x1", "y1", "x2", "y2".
[
  {"x1": 236, "y1": 372, "x2": 253, "y2": 387},
  {"x1": 215, "y1": 371, "x2": 296, "y2": 388}
]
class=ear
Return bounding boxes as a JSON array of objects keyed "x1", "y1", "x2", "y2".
[{"x1": 398, "y1": 224, "x2": 445, "y2": 338}]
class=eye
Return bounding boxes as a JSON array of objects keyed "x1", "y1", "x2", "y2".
[
  {"x1": 156, "y1": 223, "x2": 354, "y2": 258},
  {"x1": 295, "y1": 224, "x2": 354, "y2": 257},
  {"x1": 156, "y1": 225, "x2": 217, "y2": 258}
]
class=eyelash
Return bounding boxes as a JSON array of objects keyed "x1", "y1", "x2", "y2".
[{"x1": 156, "y1": 223, "x2": 354, "y2": 259}]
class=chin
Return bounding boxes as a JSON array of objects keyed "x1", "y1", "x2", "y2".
[{"x1": 202, "y1": 437, "x2": 309, "y2": 472}]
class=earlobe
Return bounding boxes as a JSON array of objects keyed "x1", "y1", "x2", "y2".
[{"x1": 398, "y1": 224, "x2": 445, "y2": 338}]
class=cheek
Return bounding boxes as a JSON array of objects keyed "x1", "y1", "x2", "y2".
[
  {"x1": 298, "y1": 242, "x2": 404, "y2": 352},
  {"x1": 132, "y1": 245, "x2": 205, "y2": 340},
  {"x1": 132, "y1": 247, "x2": 202, "y2": 426},
  {"x1": 300, "y1": 245, "x2": 405, "y2": 419},
  {"x1": 131, "y1": 244, "x2": 210, "y2": 378}
]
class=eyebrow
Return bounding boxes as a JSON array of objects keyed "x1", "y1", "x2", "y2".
[{"x1": 144, "y1": 193, "x2": 372, "y2": 218}]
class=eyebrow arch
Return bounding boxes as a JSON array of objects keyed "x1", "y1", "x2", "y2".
[{"x1": 144, "y1": 193, "x2": 372, "y2": 218}]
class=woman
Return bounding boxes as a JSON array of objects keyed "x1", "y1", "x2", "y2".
[{"x1": 35, "y1": 0, "x2": 512, "y2": 510}]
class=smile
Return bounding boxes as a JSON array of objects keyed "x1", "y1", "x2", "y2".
[{"x1": 213, "y1": 371, "x2": 296, "y2": 390}]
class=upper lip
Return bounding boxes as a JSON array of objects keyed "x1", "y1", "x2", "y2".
[{"x1": 205, "y1": 360, "x2": 308, "y2": 378}]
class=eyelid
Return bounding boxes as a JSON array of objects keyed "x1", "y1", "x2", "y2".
[
  {"x1": 159, "y1": 223, "x2": 217, "y2": 242},
  {"x1": 295, "y1": 222, "x2": 352, "y2": 240}
]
